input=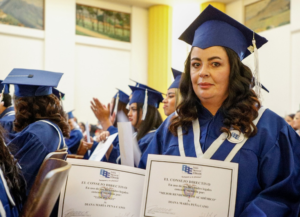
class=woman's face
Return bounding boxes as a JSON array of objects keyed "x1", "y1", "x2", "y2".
[
  {"x1": 293, "y1": 112, "x2": 300, "y2": 129},
  {"x1": 79, "y1": 123, "x2": 85, "y2": 133},
  {"x1": 284, "y1": 115, "x2": 294, "y2": 127},
  {"x1": 190, "y1": 46, "x2": 230, "y2": 106},
  {"x1": 163, "y1": 88, "x2": 176, "y2": 116},
  {"x1": 127, "y1": 103, "x2": 142, "y2": 129}
]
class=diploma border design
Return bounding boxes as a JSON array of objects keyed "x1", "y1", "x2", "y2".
[
  {"x1": 60, "y1": 164, "x2": 144, "y2": 217},
  {"x1": 144, "y1": 160, "x2": 235, "y2": 217}
]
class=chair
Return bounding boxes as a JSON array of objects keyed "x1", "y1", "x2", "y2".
[
  {"x1": 76, "y1": 140, "x2": 86, "y2": 156},
  {"x1": 67, "y1": 154, "x2": 84, "y2": 159},
  {"x1": 44, "y1": 151, "x2": 68, "y2": 161},
  {"x1": 55, "y1": 148, "x2": 68, "y2": 152},
  {"x1": 21, "y1": 159, "x2": 71, "y2": 217}
]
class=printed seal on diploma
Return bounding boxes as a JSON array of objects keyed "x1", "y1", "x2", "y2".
[{"x1": 140, "y1": 155, "x2": 238, "y2": 217}]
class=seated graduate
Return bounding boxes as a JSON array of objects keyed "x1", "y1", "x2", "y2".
[
  {"x1": 163, "y1": 68, "x2": 183, "y2": 116},
  {"x1": 65, "y1": 110, "x2": 83, "y2": 154},
  {"x1": 0, "y1": 84, "x2": 16, "y2": 134},
  {"x1": 139, "y1": 5, "x2": 300, "y2": 216},
  {"x1": 0, "y1": 125, "x2": 26, "y2": 217},
  {"x1": 86, "y1": 85, "x2": 163, "y2": 164},
  {"x1": 81, "y1": 89, "x2": 129, "y2": 158},
  {"x1": 4, "y1": 68, "x2": 70, "y2": 194}
]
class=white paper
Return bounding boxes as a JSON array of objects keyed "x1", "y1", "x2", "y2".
[
  {"x1": 89, "y1": 133, "x2": 118, "y2": 162},
  {"x1": 140, "y1": 155, "x2": 238, "y2": 217},
  {"x1": 58, "y1": 159, "x2": 145, "y2": 217},
  {"x1": 117, "y1": 111, "x2": 141, "y2": 166},
  {"x1": 117, "y1": 122, "x2": 134, "y2": 167},
  {"x1": 85, "y1": 121, "x2": 90, "y2": 142}
]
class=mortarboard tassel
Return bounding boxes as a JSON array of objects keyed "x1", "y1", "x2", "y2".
[
  {"x1": 248, "y1": 32, "x2": 262, "y2": 100},
  {"x1": 142, "y1": 89, "x2": 148, "y2": 120},
  {"x1": 114, "y1": 93, "x2": 119, "y2": 116}
]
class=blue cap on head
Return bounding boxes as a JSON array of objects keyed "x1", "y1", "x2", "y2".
[
  {"x1": 67, "y1": 110, "x2": 74, "y2": 119},
  {"x1": 129, "y1": 86, "x2": 163, "y2": 108},
  {"x1": 168, "y1": 68, "x2": 183, "y2": 89},
  {"x1": 130, "y1": 79, "x2": 165, "y2": 95},
  {"x1": 114, "y1": 89, "x2": 129, "y2": 104},
  {"x1": 2, "y1": 68, "x2": 63, "y2": 97},
  {"x1": 52, "y1": 88, "x2": 65, "y2": 100},
  {"x1": 179, "y1": 5, "x2": 268, "y2": 60}
]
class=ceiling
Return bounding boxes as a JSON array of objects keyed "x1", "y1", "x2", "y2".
[{"x1": 100, "y1": 0, "x2": 238, "y2": 8}]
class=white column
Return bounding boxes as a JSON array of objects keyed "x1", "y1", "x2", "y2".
[{"x1": 44, "y1": 0, "x2": 76, "y2": 112}]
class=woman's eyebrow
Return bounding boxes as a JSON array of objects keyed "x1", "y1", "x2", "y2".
[
  {"x1": 208, "y1": 56, "x2": 221, "y2": 61},
  {"x1": 191, "y1": 57, "x2": 201, "y2": 61},
  {"x1": 167, "y1": 92, "x2": 175, "y2": 95}
]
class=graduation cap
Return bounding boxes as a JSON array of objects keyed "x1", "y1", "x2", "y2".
[
  {"x1": 168, "y1": 68, "x2": 183, "y2": 89},
  {"x1": 2, "y1": 68, "x2": 63, "y2": 97},
  {"x1": 129, "y1": 85, "x2": 163, "y2": 120},
  {"x1": 113, "y1": 89, "x2": 130, "y2": 116},
  {"x1": 67, "y1": 110, "x2": 75, "y2": 119},
  {"x1": 179, "y1": 5, "x2": 268, "y2": 97},
  {"x1": 52, "y1": 88, "x2": 65, "y2": 100},
  {"x1": 0, "y1": 81, "x2": 4, "y2": 93},
  {"x1": 129, "y1": 79, "x2": 165, "y2": 95},
  {"x1": 179, "y1": 5, "x2": 267, "y2": 60}
]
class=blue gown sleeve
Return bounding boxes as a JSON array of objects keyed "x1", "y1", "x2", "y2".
[
  {"x1": 83, "y1": 141, "x2": 98, "y2": 159},
  {"x1": 8, "y1": 132, "x2": 51, "y2": 195},
  {"x1": 102, "y1": 126, "x2": 120, "y2": 163},
  {"x1": 138, "y1": 119, "x2": 169, "y2": 169},
  {"x1": 240, "y1": 126, "x2": 300, "y2": 217},
  {"x1": 65, "y1": 130, "x2": 83, "y2": 154}
]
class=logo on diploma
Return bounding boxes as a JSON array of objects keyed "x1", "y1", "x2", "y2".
[
  {"x1": 182, "y1": 165, "x2": 193, "y2": 174},
  {"x1": 100, "y1": 169, "x2": 120, "y2": 181},
  {"x1": 99, "y1": 187, "x2": 114, "y2": 200},
  {"x1": 182, "y1": 184, "x2": 196, "y2": 198}
]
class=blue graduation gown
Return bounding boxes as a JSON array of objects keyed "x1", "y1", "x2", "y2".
[
  {"x1": 7, "y1": 120, "x2": 65, "y2": 194},
  {"x1": 139, "y1": 106, "x2": 300, "y2": 217},
  {"x1": 0, "y1": 169, "x2": 19, "y2": 217},
  {"x1": 65, "y1": 129, "x2": 83, "y2": 154},
  {"x1": 0, "y1": 106, "x2": 15, "y2": 134}
]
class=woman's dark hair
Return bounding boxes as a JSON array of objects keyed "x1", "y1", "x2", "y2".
[
  {"x1": 13, "y1": 94, "x2": 70, "y2": 137},
  {"x1": 169, "y1": 47, "x2": 261, "y2": 138},
  {"x1": 0, "y1": 125, "x2": 26, "y2": 209},
  {"x1": 2, "y1": 93, "x2": 12, "y2": 107},
  {"x1": 79, "y1": 122, "x2": 86, "y2": 131},
  {"x1": 111, "y1": 98, "x2": 129, "y2": 127},
  {"x1": 134, "y1": 103, "x2": 163, "y2": 141},
  {"x1": 288, "y1": 114, "x2": 295, "y2": 119}
]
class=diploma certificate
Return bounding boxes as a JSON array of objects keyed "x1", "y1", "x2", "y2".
[
  {"x1": 140, "y1": 155, "x2": 238, "y2": 217},
  {"x1": 58, "y1": 159, "x2": 145, "y2": 217}
]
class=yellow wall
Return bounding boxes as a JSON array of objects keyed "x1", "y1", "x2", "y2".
[
  {"x1": 148, "y1": 5, "x2": 172, "y2": 119},
  {"x1": 201, "y1": 2, "x2": 226, "y2": 13}
]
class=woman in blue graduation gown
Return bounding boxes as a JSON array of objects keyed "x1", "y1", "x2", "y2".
[
  {"x1": 3, "y1": 68, "x2": 70, "y2": 195},
  {"x1": 0, "y1": 85, "x2": 16, "y2": 135},
  {"x1": 139, "y1": 5, "x2": 300, "y2": 217},
  {"x1": 163, "y1": 68, "x2": 182, "y2": 116},
  {"x1": 0, "y1": 125, "x2": 26, "y2": 217},
  {"x1": 65, "y1": 111, "x2": 83, "y2": 154},
  {"x1": 87, "y1": 86, "x2": 163, "y2": 164}
]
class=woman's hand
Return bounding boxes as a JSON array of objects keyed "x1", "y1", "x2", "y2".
[
  {"x1": 91, "y1": 98, "x2": 112, "y2": 130},
  {"x1": 82, "y1": 140, "x2": 94, "y2": 150},
  {"x1": 99, "y1": 131, "x2": 110, "y2": 142}
]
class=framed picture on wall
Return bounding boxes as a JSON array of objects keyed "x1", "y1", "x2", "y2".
[
  {"x1": 245, "y1": 0, "x2": 290, "y2": 33},
  {"x1": 0, "y1": 0, "x2": 44, "y2": 30},
  {"x1": 76, "y1": 4, "x2": 131, "y2": 43}
]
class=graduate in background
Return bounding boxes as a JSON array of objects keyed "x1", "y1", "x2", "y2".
[
  {"x1": 163, "y1": 68, "x2": 182, "y2": 116},
  {"x1": 0, "y1": 83, "x2": 15, "y2": 134},
  {"x1": 81, "y1": 89, "x2": 129, "y2": 158},
  {"x1": 85, "y1": 86, "x2": 163, "y2": 164},
  {"x1": 4, "y1": 68, "x2": 70, "y2": 195},
  {"x1": 139, "y1": 5, "x2": 300, "y2": 216},
  {"x1": 65, "y1": 110, "x2": 83, "y2": 154},
  {"x1": 0, "y1": 124, "x2": 26, "y2": 217}
]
